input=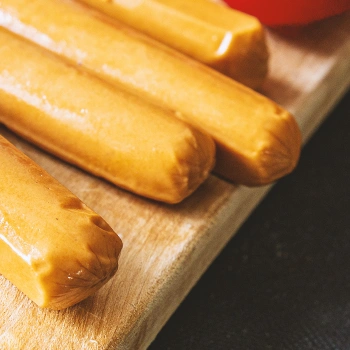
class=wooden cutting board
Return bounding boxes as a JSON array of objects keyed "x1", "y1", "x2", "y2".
[{"x1": 0, "y1": 12, "x2": 349, "y2": 350}]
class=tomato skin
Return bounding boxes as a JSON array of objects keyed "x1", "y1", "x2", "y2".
[{"x1": 224, "y1": 0, "x2": 350, "y2": 26}]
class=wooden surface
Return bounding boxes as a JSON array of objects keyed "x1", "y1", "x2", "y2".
[{"x1": 0, "y1": 12, "x2": 349, "y2": 350}]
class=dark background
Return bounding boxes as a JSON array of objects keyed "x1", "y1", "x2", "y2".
[{"x1": 149, "y1": 90, "x2": 350, "y2": 350}]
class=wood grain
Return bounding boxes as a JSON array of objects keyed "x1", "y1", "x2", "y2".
[{"x1": 0, "y1": 12, "x2": 349, "y2": 350}]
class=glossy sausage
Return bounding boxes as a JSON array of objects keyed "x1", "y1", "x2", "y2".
[
  {"x1": 76, "y1": 0, "x2": 269, "y2": 89},
  {"x1": 0, "y1": 135, "x2": 123, "y2": 309},
  {"x1": 0, "y1": 0, "x2": 301, "y2": 186},
  {"x1": 0, "y1": 29, "x2": 215, "y2": 203}
]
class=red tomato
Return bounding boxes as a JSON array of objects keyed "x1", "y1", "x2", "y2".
[{"x1": 224, "y1": 0, "x2": 350, "y2": 26}]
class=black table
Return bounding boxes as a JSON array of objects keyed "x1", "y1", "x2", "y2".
[{"x1": 149, "y1": 90, "x2": 350, "y2": 350}]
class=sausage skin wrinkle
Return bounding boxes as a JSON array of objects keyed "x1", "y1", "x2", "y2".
[{"x1": 0, "y1": 135, "x2": 123, "y2": 310}]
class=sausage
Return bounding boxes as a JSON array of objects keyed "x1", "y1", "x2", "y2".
[
  {"x1": 0, "y1": 0, "x2": 301, "y2": 186},
  {"x1": 0, "y1": 135, "x2": 123, "y2": 309},
  {"x1": 0, "y1": 29, "x2": 215, "y2": 203},
  {"x1": 75, "y1": 0, "x2": 269, "y2": 89}
]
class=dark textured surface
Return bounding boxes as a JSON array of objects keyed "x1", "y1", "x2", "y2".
[{"x1": 149, "y1": 89, "x2": 350, "y2": 350}]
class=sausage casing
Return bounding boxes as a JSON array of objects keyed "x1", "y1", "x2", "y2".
[
  {"x1": 0, "y1": 135, "x2": 123, "y2": 309},
  {"x1": 0, "y1": 29, "x2": 215, "y2": 203},
  {"x1": 76, "y1": 0, "x2": 269, "y2": 89},
  {"x1": 0, "y1": 0, "x2": 300, "y2": 186}
]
